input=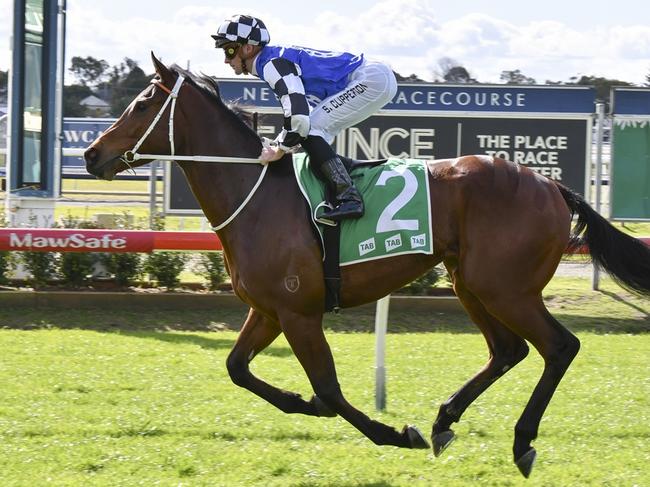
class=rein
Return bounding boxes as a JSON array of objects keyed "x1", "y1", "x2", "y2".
[{"x1": 121, "y1": 74, "x2": 267, "y2": 231}]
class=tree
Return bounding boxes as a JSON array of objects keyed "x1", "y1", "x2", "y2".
[
  {"x1": 393, "y1": 71, "x2": 426, "y2": 83},
  {"x1": 569, "y1": 75, "x2": 633, "y2": 104},
  {"x1": 434, "y1": 57, "x2": 477, "y2": 83},
  {"x1": 499, "y1": 69, "x2": 536, "y2": 85},
  {"x1": 69, "y1": 56, "x2": 109, "y2": 87},
  {"x1": 106, "y1": 58, "x2": 152, "y2": 115},
  {"x1": 62, "y1": 84, "x2": 93, "y2": 117}
]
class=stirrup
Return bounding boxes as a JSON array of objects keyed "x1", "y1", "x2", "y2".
[
  {"x1": 321, "y1": 201, "x2": 364, "y2": 221},
  {"x1": 314, "y1": 201, "x2": 337, "y2": 226}
]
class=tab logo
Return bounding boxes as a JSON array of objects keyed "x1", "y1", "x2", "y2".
[
  {"x1": 410, "y1": 233, "x2": 426, "y2": 249},
  {"x1": 385, "y1": 234, "x2": 402, "y2": 252},
  {"x1": 358, "y1": 237, "x2": 376, "y2": 256}
]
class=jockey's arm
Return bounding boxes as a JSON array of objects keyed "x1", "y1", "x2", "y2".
[{"x1": 260, "y1": 57, "x2": 310, "y2": 161}]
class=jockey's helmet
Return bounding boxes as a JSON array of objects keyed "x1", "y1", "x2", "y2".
[{"x1": 212, "y1": 15, "x2": 270, "y2": 48}]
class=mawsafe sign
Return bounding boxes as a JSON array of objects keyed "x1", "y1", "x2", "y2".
[{"x1": 165, "y1": 82, "x2": 594, "y2": 214}]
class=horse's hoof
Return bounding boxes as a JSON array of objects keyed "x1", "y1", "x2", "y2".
[
  {"x1": 515, "y1": 448, "x2": 537, "y2": 478},
  {"x1": 310, "y1": 395, "x2": 336, "y2": 417},
  {"x1": 432, "y1": 429, "x2": 456, "y2": 457},
  {"x1": 404, "y1": 425, "x2": 430, "y2": 449}
]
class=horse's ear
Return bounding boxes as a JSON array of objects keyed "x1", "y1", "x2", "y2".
[{"x1": 151, "y1": 51, "x2": 173, "y2": 83}]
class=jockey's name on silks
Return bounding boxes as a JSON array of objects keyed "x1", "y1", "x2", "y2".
[{"x1": 292, "y1": 154, "x2": 433, "y2": 265}]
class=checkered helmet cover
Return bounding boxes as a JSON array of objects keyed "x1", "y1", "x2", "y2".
[{"x1": 211, "y1": 15, "x2": 270, "y2": 48}]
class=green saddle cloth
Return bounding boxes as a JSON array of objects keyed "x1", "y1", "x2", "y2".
[{"x1": 292, "y1": 154, "x2": 433, "y2": 265}]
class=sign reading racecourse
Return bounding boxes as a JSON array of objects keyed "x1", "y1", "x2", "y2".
[{"x1": 163, "y1": 81, "x2": 595, "y2": 214}]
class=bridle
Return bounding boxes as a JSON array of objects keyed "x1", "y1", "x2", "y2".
[
  {"x1": 121, "y1": 73, "x2": 268, "y2": 231},
  {"x1": 121, "y1": 74, "x2": 186, "y2": 166}
]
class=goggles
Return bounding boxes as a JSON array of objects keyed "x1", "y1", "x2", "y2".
[{"x1": 223, "y1": 44, "x2": 241, "y2": 60}]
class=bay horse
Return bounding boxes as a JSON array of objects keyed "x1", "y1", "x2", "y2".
[{"x1": 84, "y1": 53, "x2": 650, "y2": 478}]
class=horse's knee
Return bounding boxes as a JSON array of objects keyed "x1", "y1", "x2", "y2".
[
  {"x1": 226, "y1": 352, "x2": 249, "y2": 387},
  {"x1": 506, "y1": 339, "x2": 530, "y2": 368},
  {"x1": 312, "y1": 381, "x2": 343, "y2": 409},
  {"x1": 545, "y1": 334, "x2": 580, "y2": 369}
]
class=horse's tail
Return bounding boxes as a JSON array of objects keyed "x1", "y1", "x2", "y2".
[{"x1": 555, "y1": 181, "x2": 650, "y2": 296}]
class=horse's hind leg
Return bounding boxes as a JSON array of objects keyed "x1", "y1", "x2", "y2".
[
  {"x1": 226, "y1": 308, "x2": 335, "y2": 417},
  {"x1": 278, "y1": 309, "x2": 429, "y2": 449},
  {"x1": 432, "y1": 267, "x2": 530, "y2": 456},
  {"x1": 481, "y1": 295, "x2": 580, "y2": 478}
]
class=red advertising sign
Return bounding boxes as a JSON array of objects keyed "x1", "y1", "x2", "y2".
[{"x1": 0, "y1": 229, "x2": 222, "y2": 253}]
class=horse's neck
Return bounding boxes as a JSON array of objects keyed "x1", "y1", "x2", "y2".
[{"x1": 176, "y1": 103, "x2": 266, "y2": 238}]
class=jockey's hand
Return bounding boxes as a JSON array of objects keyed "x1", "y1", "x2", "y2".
[{"x1": 259, "y1": 146, "x2": 285, "y2": 164}]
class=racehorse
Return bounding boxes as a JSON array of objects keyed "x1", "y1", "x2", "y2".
[{"x1": 84, "y1": 53, "x2": 650, "y2": 478}]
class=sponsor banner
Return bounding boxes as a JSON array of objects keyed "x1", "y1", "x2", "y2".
[
  {"x1": 0, "y1": 229, "x2": 222, "y2": 252},
  {"x1": 216, "y1": 79, "x2": 595, "y2": 114},
  {"x1": 0, "y1": 229, "x2": 154, "y2": 252}
]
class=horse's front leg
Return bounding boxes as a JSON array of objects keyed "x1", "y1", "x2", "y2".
[
  {"x1": 278, "y1": 310, "x2": 429, "y2": 449},
  {"x1": 226, "y1": 308, "x2": 335, "y2": 417}
]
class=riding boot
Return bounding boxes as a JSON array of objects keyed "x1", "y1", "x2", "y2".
[{"x1": 317, "y1": 156, "x2": 365, "y2": 221}]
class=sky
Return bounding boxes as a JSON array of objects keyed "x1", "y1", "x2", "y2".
[{"x1": 1, "y1": 0, "x2": 649, "y2": 85}]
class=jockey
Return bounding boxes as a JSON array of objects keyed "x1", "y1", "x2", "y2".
[{"x1": 212, "y1": 14, "x2": 397, "y2": 221}]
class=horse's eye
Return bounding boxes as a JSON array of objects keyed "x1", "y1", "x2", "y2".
[{"x1": 134, "y1": 101, "x2": 147, "y2": 112}]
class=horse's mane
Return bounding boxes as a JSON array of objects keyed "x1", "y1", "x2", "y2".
[{"x1": 170, "y1": 64, "x2": 259, "y2": 136}]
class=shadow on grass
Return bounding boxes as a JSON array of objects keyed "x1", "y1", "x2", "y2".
[
  {"x1": 116, "y1": 330, "x2": 294, "y2": 357},
  {"x1": 0, "y1": 287, "x2": 647, "y2": 336}
]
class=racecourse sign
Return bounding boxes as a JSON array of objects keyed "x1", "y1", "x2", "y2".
[{"x1": 166, "y1": 81, "x2": 594, "y2": 214}]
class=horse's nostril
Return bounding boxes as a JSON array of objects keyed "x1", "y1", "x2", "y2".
[{"x1": 84, "y1": 147, "x2": 98, "y2": 164}]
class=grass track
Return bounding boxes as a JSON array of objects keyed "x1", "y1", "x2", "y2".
[
  {"x1": 0, "y1": 277, "x2": 648, "y2": 485},
  {"x1": 0, "y1": 330, "x2": 648, "y2": 486}
]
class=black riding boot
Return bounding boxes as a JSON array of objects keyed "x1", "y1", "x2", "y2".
[
  {"x1": 318, "y1": 157, "x2": 365, "y2": 220},
  {"x1": 301, "y1": 135, "x2": 364, "y2": 221}
]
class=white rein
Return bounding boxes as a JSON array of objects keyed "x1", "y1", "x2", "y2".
[{"x1": 121, "y1": 74, "x2": 268, "y2": 231}]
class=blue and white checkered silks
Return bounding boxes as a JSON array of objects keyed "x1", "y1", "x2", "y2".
[{"x1": 212, "y1": 15, "x2": 270, "y2": 48}]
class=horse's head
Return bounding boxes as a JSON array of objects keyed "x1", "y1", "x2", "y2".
[{"x1": 84, "y1": 53, "x2": 182, "y2": 180}]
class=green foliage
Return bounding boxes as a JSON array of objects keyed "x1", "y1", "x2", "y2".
[
  {"x1": 143, "y1": 252, "x2": 188, "y2": 289},
  {"x1": 195, "y1": 252, "x2": 227, "y2": 290},
  {"x1": 69, "y1": 56, "x2": 109, "y2": 87},
  {"x1": 62, "y1": 84, "x2": 93, "y2": 117},
  {"x1": 101, "y1": 252, "x2": 142, "y2": 287},
  {"x1": 0, "y1": 251, "x2": 13, "y2": 285},
  {"x1": 570, "y1": 75, "x2": 633, "y2": 105},
  {"x1": 58, "y1": 252, "x2": 94, "y2": 287},
  {"x1": 402, "y1": 266, "x2": 443, "y2": 295},
  {"x1": 56, "y1": 216, "x2": 102, "y2": 287},
  {"x1": 21, "y1": 251, "x2": 58, "y2": 288},
  {"x1": 106, "y1": 59, "x2": 152, "y2": 115},
  {"x1": 500, "y1": 69, "x2": 536, "y2": 85}
]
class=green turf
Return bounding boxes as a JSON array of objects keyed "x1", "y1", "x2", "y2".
[{"x1": 0, "y1": 277, "x2": 648, "y2": 485}]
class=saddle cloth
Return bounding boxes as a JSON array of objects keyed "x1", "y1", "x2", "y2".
[{"x1": 292, "y1": 154, "x2": 433, "y2": 265}]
